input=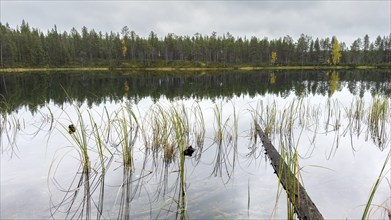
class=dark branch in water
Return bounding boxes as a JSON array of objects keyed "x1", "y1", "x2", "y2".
[{"x1": 255, "y1": 122, "x2": 324, "y2": 220}]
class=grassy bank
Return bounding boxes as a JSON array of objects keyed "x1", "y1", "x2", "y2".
[
  {"x1": 0, "y1": 64, "x2": 388, "y2": 73},
  {"x1": 0, "y1": 67, "x2": 108, "y2": 72}
]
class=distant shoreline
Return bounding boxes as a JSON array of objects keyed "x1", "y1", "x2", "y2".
[{"x1": 0, "y1": 65, "x2": 389, "y2": 73}]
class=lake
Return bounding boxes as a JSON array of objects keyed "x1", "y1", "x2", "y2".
[{"x1": 1, "y1": 70, "x2": 390, "y2": 219}]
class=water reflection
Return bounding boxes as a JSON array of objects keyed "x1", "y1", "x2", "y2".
[
  {"x1": 1, "y1": 70, "x2": 391, "y2": 219},
  {"x1": 1, "y1": 70, "x2": 390, "y2": 114},
  {"x1": 328, "y1": 70, "x2": 340, "y2": 96}
]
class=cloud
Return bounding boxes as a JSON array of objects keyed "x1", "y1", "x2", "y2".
[{"x1": 1, "y1": 1, "x2": 389, "y2": 45}]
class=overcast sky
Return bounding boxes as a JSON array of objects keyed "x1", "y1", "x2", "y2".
[{"x1": 1, "y1": 1, "x2": 390, "y2": 45}]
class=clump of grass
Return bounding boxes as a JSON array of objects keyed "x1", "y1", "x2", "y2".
[
  {"x1": 192, "y1": 102, "x2": 205, "y2": 157},
  {"x1": 248, "y1": 101, "x2": 262, "y2": 147},
  {"x1": 50, "y1": 104, "x2": 111, "y2": 220},
  {"x1": 213, "y1": 103, "x2": 225, "y2": 146},
  {"x1": 279, "y1": 141, "x2": 297, "y2": 219},
  {"x1": 151, "y1": 104, "x2": 175, "y2": 163},
  {"x1": 277, "y1": 118, "x2": 305, "y2": 220},
  {"x1": 259, "y1": 100, "x2": 277, "y2": 138},
  {"x1": 0, "y1": 112, "x2": 21, "y2": 157},
  {"x1": 231, "y1": 102, "x2": 239, "y2": 168},
  {"x1": 210, "y1": 102, "x2": 240, "y2": 180},
  {"x1": 324, "y1": 98, "x2": 342, "y2": 133},
  {"x1": 323, "y1": 98, "x2": 343, "y2": 159},
  {"x1": 347, "y1": 97, "x2": 365, "y2": 137},
  {"x1": 367, "y1": 95, "x2": 389, "y2": 150},
  {"x1": 0, "y1": 96, "x2": 29, "y2": 157},
  {"x1": 212, "y1": 103, "x2": 228, "y2": 178},
  {"x1": 303, "y1": 102, "x2": 321, "y2": 157},
  {"x1": 277, "y1": 98, "x2": 304, "y2": 153},
  {"x1": 66, "y1": 107, "x2": 90, "y2": 170},
  {"x1": 163, "y1": 142, "x2": 175, "y2": 164},
  {"x1": 170, "y1": 102, "x2": 188, "y2": 217},
  {"x1": 87, "y1": 107, "x2": 113, "y2": 172},
  {"x1": 112, "y1": 104, "x2": 139, "y2": 171}
]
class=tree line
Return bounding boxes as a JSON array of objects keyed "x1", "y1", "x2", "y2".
[{"x1": 0, "y1": 21, "x2": 390, "y2": 68}]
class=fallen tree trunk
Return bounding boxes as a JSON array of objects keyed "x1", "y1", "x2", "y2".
[{"x1": 255, "y1": 123, "x2": 324, "y2": 220}]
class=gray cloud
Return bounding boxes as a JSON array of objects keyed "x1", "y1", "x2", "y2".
[{"x1": 1, "y1": 1, "x2": 389, "y2": 45}]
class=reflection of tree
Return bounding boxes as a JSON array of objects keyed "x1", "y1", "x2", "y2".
[
  {"x1": 329, "y1": 70, "x2": 340, "y2": 96},
  {"x1": 1, "y1": 70, "x2": 390, "y2": 114},
  {"x1": 269, "y1": 72, "x2": 276, "y2": 84}
]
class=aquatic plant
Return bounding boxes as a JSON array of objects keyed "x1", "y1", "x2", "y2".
[
  {"x1": 112, "y1": 104, "x2": 140, "y2": 170},
  {"x1": 38, "y1": 93, "x2": 391, "y2": 219},
  {"x1": 212, "y1": 103, "x2": 228, "y2": 178},
  {"x1": 261, "y1": 100, "x2": 277, "y2": 138},
  {"x1": 191, "y1": 102, "x2": 205, "y2": 160},
  {"x1": 0, "y1": 96, "x2": 55, "y2": 157},
  {"x1": 150, "y1": 104, "x2": 175, "y2": 164},
  {"x1": 367, "y1": 95, "x2": 389, "y2": 150},
  {"x1": 0, "y1": 112, "x2": 20, "y2": 157},
  {"x1": 345, "y1": 97, "x2": 365, "y2": 138},
  {"x1": 170, "y1": 102, "x2": 189, "y2": 218},
  {"x1": 66, "y1": 107, "x2": 90, "y2": 169},
  {"x1": 48, "y1": 97, "x2": 118, "y2": 219},
  {"x1": 362, "y1": 148, "x2": 391, "y2": 219}
]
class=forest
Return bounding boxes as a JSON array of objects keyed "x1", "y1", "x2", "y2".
[{"x1": 0, "y1": 21, "x2": 390, "y2": 68}]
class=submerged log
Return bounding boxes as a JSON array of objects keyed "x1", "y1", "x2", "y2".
[{"x1": 255, "y1": 123, "x2": 324, "y2": 220}]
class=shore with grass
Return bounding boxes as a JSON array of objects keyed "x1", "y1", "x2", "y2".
[
  {"x1": 0, "y1": 65, "x2": 383, "y2": 73},
  {"x1": 0, "y1": 62, "x2": 390, "y2": 73}
]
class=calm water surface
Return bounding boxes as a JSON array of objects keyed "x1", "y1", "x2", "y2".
[{"x1": 1, "y1": 70, "x2": 390, "y2": 219}]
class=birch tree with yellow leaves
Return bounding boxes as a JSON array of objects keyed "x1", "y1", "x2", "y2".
[{"x1": 331, "y1": 37, "x2": 342, "y2": 65}]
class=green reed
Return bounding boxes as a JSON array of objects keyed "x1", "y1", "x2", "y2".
[
  {"x1": 231, "y1": 102, "x2": 239, "y2": 169},
  {"x1": 362, "y1": 148, "x2": 391, "y2": 219},
  {"x1": 213, "y1": 103, "x2": 224, "y2": 146},
  {"x1": 272, "y1": 139, "x2": 297, "y2": 220},
  {"x1": 112, "y1": 104, "x2": 140, "y2": 170},
  {"x1": 262, "y1": 100, "x2": 277, "y2": 138},
  {"x1": 251, "y1": 95, "x2": 390, "y2": 153},
  {"x1": 41, "y1": 93, "x2": 390, "y2": 218},
  {"x1": 251, "y1": 95, "x2": 390, "y2": 219},
  {"x1": 276, "y1": 128, "x2": 304, "y2": 220},
  {"x1": 66, "y1": 107, "x2": 90, "y2": 169},
  {"x1": 248, "y1": 101, "x2": 262, "y2": 146},
  {"x1": 50, "y1": 106, "x2": 94, "y2": 220},
  {"x1": 0, "y1": 112, "x2": 20, "y2": 157},
  {"x1": 213, "y1": 102, "x2": 239, "y2": 147},
  {"x1": 353, "y1": 97, "x2": 365, "y2": 134},
  {"x1": 212, "y1": 103, "x2": 226, "y2": 177},
  {"x1": 367, "y1": 96, "x2": 389, "y2": 150},
  {"x1": 87, "y1": 107, "x2": 112, "y2": 172},
  {"x1": 278, "y1": 98, "x2": 302, "y2": 151},
  {"x1": 280, "y1": 141, "x2": 296, "y2": 219},
  {"x1": 150, "y1": 104, "x2": 175, "y2": 163},
  {"x1": 192, "y1": 102, "x2": 205, "y2": 152},
  {"x1": 170, "y1": 103, "x2": 188, "y2": 218}
]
